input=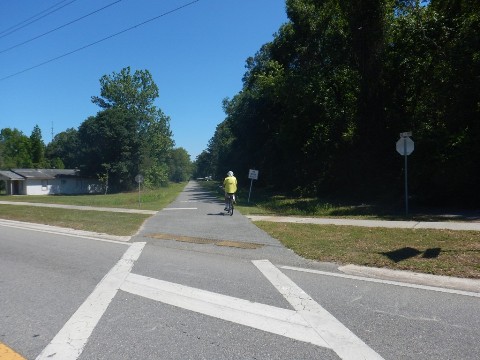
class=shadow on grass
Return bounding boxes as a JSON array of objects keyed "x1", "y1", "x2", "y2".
[
  {"x1": 380, "y1": 247, "x2": 443, "y2": 263},
  {"x1": 422, "y1": 248, "x2": 442, "y2": 259},
  {"x1": 198, "y1": 181, "x2": 480, "y2": 221}
]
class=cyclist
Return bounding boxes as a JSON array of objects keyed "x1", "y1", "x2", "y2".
[{"x1": 223, "y1": 171, "x2": 237, "y2": 211}]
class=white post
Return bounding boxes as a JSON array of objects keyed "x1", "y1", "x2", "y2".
[
  {"x1": 404, "y1": 137, "x2": 408, "y2": 216},
  {"x1": 248, "y1": 178, "x2": 253, "y2": 203},
  {"x1": 138, "y1": 181, "x2": 141, "y2": 208}
]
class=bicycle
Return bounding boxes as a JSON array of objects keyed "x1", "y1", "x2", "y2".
[{"x1": 225, "y1": 193, "x2": 235, "y2": 216}]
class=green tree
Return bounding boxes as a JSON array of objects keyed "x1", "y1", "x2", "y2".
[
  {"x1": 91, "y1": 66, "x2": 159, "y2": 118},
  {"x1": 0, "y1": 128, "x2": 32, "y2": 168},
  {"x1": 29, "y1": 125, "x2": 46, "y2": 167},
  {"x1": 78, "y1": 108, "x2": 140, "y2": 191},
  {"x1": 383, "y1": 0, "x2": 480, "y2": 205},
  {"x1": 168, "y1": 147, "x2": 192, "y2": 182},
  {"x1": 144, "y1": 163, "x2": 169, "y2": 188},
  {"x1": 200, "y1": 0, "x2": 480, "y2": 207},
  {"x1": 45, "y1": 128, "x2": 80, "y2": 169},
  {"x1": 218, "y1": 0, "x2": 362, "y2": 193},
  {"x1": 201, "y1": 119, "x2": 235, "y2": 181},
  {"x1": 87, "y1": 67, "x2": 175, "y2": 190},
  {"x1": 193, "y1": 150, "x2": 212, "y2": 179},
  {"x1": 139, "y1": 109, "x2": 175, "y2": 175}
]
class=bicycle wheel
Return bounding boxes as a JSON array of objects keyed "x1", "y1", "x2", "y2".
[{"x1": 229, "y1": 198, "x2": 234, "y2": 216}]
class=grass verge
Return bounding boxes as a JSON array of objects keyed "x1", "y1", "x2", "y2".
[
  {"x1": 255, "y1": 222, "x2": 480, "y2": 279},
  {"x1": 0, "y1": 182, "x2": 187, "y2": 211},
  {"x1": 199, "y1": 180, "x2": 480, "y2": 278},
  {"x1": 201, "y1": 181, "x2": 480, "y2": 221},
  {"x1": 0, "y1": 205, "x2": 149, "y2": 236},
  {"x1": 0, "y1": 183, "x2": 187, "y2": 235}
]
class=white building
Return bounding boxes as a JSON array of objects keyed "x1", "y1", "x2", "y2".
[{"x1": 0, "y1": 169, "x2": 102, "y2": 195}]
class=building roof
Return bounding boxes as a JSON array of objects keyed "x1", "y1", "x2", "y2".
[
  {"x1": 0, "y1": 170, "x2": 25, "y2": 181},
  {"x1": 7, "y1": 169, "x2": 81, "y2": 180}
]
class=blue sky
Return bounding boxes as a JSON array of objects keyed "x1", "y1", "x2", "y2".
[{"x1": 0, "y1": 0, "x2": 288, "y2": 160}]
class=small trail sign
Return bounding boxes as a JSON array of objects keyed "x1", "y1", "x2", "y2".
[
  {"x1": 248, "y1": 169, "x2": 259, "y2": 180},
  {"x1": 248, "y1": 169, "x2": 259, "y2": 202}
]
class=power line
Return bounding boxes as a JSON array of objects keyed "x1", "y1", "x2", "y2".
[
  {"x1": 0, "y1": 0, "x2": 78, "y2": 39},
  {"x1": 0, "y1": 0, "x2": 201, "y2": 82},
  {"x1": 0, "y1": 0, "x2": 72, "y2": 36},
  {"x1": 0, "y1": 0, "x2": 124, "y2": 55}
]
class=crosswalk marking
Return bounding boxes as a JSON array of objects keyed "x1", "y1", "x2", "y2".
[
  {"x1": 36, "y1": 242, "x2": 146, "y2": 360},
  {"x1": 35, "y1": 248, "x2": 383, "y2": 360},
  {"x1": 253, "y1": 260, "x2": 385, "y2": 360},
  {"x1": 121, "y1": 273, "x2": 331, "y2": 348}
]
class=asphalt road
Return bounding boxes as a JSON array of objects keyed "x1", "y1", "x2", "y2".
[{"x1": 1, "y1": 181, "x2": 479, "y2": 360}]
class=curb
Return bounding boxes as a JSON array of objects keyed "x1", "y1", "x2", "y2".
[
  {"x1": 0, "y1": 219, "x2": 131, "y2": 242},
  {"x1": 338, "y1": 264, "x2": 480, "y2": 294}
]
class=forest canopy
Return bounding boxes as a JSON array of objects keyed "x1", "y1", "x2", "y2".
[{"x1": 195, "y1": 0, "x2": 480, "y2": 207}]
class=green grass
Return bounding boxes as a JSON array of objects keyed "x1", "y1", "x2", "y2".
[
  {"x1": 1, "y1": 182, "x2": 187, "y2": 211},
  {"x1": 255, "y1": 222, "x2": 480, "y2": 278},
  {"x1": 200, "y1": 181, "x2": 480, "y2": 221},
  {"x1": 199, "y1": 181, "x2": 480, "y2": 278},
  {"x1": 0, "y1": 205, "x2": 148, "y2": 236},
  {"x1": 0, "y1": 183, "x2": 187, "y2": 235}
]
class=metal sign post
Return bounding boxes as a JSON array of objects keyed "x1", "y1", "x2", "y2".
[
  {"x1": 396, "y1": 132, "x2": 414, "y2": 216},
  {"x1": 135, "y1": 174, "x2": 144, "y2": 208},
  {"x1": 248, "y1": 169, "x2": 259, "y2": 203}
]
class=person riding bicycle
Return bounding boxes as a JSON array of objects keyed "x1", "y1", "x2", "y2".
[{"x1": 223, "y1": 171, "x2": 237, "y2": 211}]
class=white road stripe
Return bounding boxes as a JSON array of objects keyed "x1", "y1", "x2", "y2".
[
  {"x1": 1, "y1": 224, "x2": 130, "y2": 245},
  {"x1": 36, "y1": 242, "x2": 146, "y2": 360},
  {"x1": 163, "y1": 207, "x2": 198, "y2": 210},
  {"x1": 253, "y1": 259, "x2": 385, "y2": 360},
  {"x1": 121, "y1": 273, "x2": 330, "y2": 348},
  {"x1": 281, "y1": 265, "x2": 480, "y2": 298},
  {"x1": 0, "y1": 219, "x2": 131, "y2": 243}
]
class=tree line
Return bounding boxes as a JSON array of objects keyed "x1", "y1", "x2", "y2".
[
  {"x1": 195, "y1": 0, "x2": 480, "y2": 208},
  {"x1": 1, "y1": 67, "x2": 193, "y2": 192}
]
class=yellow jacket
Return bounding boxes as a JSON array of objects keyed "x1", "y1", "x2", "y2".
[{"x1": 223, "y1": 176, "x2": 237, "y2": 193}]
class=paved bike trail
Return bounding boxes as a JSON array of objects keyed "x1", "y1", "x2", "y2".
[
  {"x1": 133, "y1": 181, "x2": 480, "y2": 292},
  {"x1": 133, "y1": 181, "x2": 322, "y2": 268}
]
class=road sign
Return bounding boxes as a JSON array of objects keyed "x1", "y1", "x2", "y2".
[
  {"x1": 396, "y1": 137, "x2": 414, "y2": 156},
  {"x1": 396, "y1": 135, "x2": 414, "y2": 216},
  {"x1": 248, "y1": 169, "x2": 259, "y2": 180},
  {"x1": 248, "y1": 169, "x2": 259, "y2": 203}
]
